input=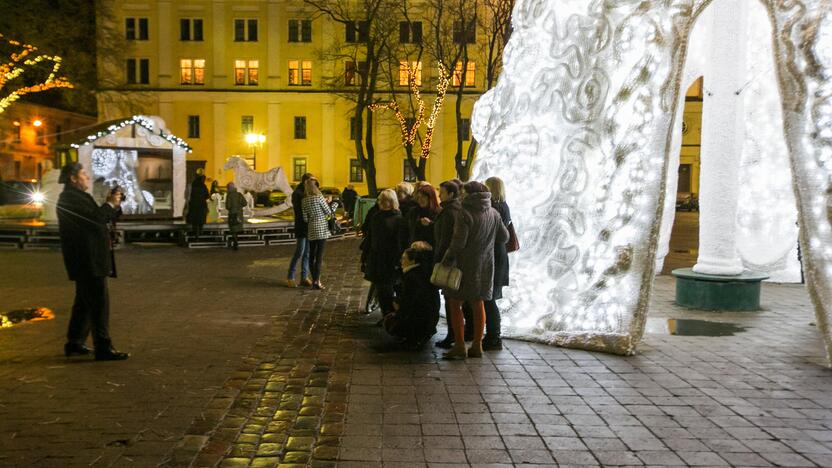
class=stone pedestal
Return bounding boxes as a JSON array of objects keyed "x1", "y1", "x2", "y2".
[{"x1": 672, "y1": 268, "x2": 769, "y2": 311}]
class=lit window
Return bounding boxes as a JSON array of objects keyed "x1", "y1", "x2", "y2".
[
  {"x1": 453, "y1": 61, "x2": 476, "y2": 87},
  {"x1": 293, "y1": 158, "x2": 307, "y2": 182},
  {"x1": 289, "y1": 60, "x2": 312, "y2": 86},
  {"x1": 399, "y1": 61, "x2": 422, "y2": 86},
  {"x1": 180, "y1": 59, "x2": 205, "y2": 85},
  {"x1": 235, "y1": 60, "x2": 258, "y2": 86}
]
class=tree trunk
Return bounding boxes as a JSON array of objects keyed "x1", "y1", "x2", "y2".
[{"x1": 364, "y1": 109, "x2": 379, "y2": 196}]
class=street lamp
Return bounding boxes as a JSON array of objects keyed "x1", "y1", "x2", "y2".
[{"x1": 244, "y1": 132, "x2": 266, "y2": 168}]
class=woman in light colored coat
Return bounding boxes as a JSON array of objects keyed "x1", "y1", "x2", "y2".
[
  {"x1": 441, "y1": 181, "x2": 509, "y2": 360},
  {"x1": 302, "y1": 178, "x2": 333, "y2": 290}
]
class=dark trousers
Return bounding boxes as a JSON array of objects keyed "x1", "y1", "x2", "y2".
[
  {"x1": 484, "y1": 299, "x2": 501, "y2": 341},
  {"x1": 376, "y1": 282, "x2": 396, "y2": 315},
  {"x1": 67, "y1": 276, "x2": 111, "y2": 348},
  {"x1": 309, "y1": 239, "x2": 326, "y2": 282}
]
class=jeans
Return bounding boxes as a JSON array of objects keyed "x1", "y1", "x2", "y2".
[
  {"x1": 288, "y1": 237, "x2": 310, "y2": 280},
  {"x1": 67, "y1": 277, "x2": 111, "y2": 348},
  {"x1": 309, "y1": 239, "x2": 326, "y2": 282},
  {"x1": 484, "y1": 299, "x2": 501, "y2": 341}
]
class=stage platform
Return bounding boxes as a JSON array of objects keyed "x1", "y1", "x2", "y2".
[{"x1": 0, "y1": 217, "x2": 355, "y2": 249}]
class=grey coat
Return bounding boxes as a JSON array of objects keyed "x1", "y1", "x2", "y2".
[
  {"x1": 433, "y1": 198, "x2": 462, "y2": 264},
  {"x1": 441, "y1": 192, "x2": 509, "y2": 301}
]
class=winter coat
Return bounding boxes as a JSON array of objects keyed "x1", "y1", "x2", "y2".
[
  {"x1": 399, "y1": 196, "x2": 418, "y2": 218},
  {"x1": 386, "y1": 263, "x2": 440, "y2": 343},
  {"x1": 57, "y1": 185, "x2": 119, "y2": 280},
  {"x1": 491, "y1": 200, "x2": 512, "y2": 300},
  {"x1": 364, "y1": 209, "x2": 408, "y2": 284},
  {"x1": 342, "y1": 187, "x2": 358, "y2": 214},
  {"x1": 291, "y1": 184, "x2": 307, "y2": 238},
  {"x1": 226, "y1": 188, "x2": 247, "y2": 233},
  {"x1": 302, "y1": 194, "x2": 333, "y2": 241},
  {"x1": 186, "y1": 176, "x2": 210, "y2": 226},
  {"x1": 407, "y1": 206, "x2": 438, "y2": 247},
  {"x1": 442, "y1": 192, "x2": 509, "y2": 301},
  {"x1": 433, "y1": 198, "x2": 462, "y2": 264}
]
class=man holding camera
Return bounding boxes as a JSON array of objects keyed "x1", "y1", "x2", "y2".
[{"x1": 57, "y1": 163, "x2": 129, "y2": 361}]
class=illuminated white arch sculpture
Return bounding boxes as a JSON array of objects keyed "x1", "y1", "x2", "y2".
[{"x1": 471, "y1": 0, "x2": 832, "y2": 359}]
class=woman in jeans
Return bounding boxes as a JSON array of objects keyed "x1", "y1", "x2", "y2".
[
  {"x1": 440, "y1": 181, "x2": 509, "y2": 359},
  {"x1": 301, "y1": 178, "x2": 333, "y2": 290},
  {"x1": 483, "y1": 176, "x2": 512, "y2": 350},
  {"x1": 287, "y1": 172, "x2": 313, "y2": 287}
]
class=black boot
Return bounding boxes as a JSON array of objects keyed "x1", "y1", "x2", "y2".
[
  {"x1": 94, "y1": 341, "x2": 129, "y2": 361},
  {"x1": 64, "y1": 342, "x2": 92, "y2": 357}
]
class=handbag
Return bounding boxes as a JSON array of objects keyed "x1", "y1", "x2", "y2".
[
  {"x1": 506, "y1": 222, "x2": 520, "y2": 253},
  {"x1": 431, "y1": 263, "x2": 462, "y2": 290}
]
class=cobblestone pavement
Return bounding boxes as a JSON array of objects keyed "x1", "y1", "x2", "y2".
[{"x1": 2, "y1": 239, "x2": 832, "y2": 467}]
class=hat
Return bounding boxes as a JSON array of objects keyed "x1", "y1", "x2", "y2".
[{"x1": 58, "y1": 163, "x2": 83, "y2": 184}]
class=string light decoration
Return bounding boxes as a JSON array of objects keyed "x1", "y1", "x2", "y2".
[
  {"x1": 70, "y1": 115, "x2": 193, "y2": 152},
  {"x1": 471, "y1": 0, "x2": 832, "y2": 359},
  {"x1": 369, "y1": 63, "x2": 450, "y2": 159},
  {"x1": 0, "y1": 34, "x2": 73, "y2": 113}
]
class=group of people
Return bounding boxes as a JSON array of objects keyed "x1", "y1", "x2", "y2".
[
  {"x1": 186, "y1": 172, "x2": 249, "y2": 249},
  {"x1": 360, "y1": 177, "x2": 513, "y2": 359},
  {"x1": 286, "y1": 172, "x2": 337, "y2": 290}
]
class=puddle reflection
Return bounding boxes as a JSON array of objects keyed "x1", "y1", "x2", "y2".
[{"x1": 647, "y1": 318, "x2": 746, "y2": 336}]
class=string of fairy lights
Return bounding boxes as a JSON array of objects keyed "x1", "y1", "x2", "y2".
[
  {"x1": 369, "y1": 63, "x2": 450, "y2": 159},
  {"x1": 0, "y1": 34, "x2": 73, "y2": 113},
  {"x1": 70, "y1": 115, "x2": 193, "y2": 152}
]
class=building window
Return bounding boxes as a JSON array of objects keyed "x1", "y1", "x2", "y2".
[
  {"x1": 234, "y1": 60, "x2": 259, "y2": 85},
  {"x1": 180, "y1": 59, "x2": 205, "y2": 85},
  {"x1": 349, "y1": 158, "x2": 363, "y2": 182},
  {"x1": 399, "y1": 21, "x2": 422, "y2": 44},
  {"x1": 180, "y1": 19, "x2": 204, "y2": 41},
  {"x1": 350, "y1": 117, "x2": 360, "y2": 140},
  {"x1": 293, "y1": 158, "x2": 307, "y2": 182},
  {"x1": 127, "y1": 58, "x2": 150, "y2": 84},
  {"x1": 241, "y1": 115, "x2": 254, "y2": 134},
  {"x1": 234, "y1": 19, "x2": 258, "y2": 42},
  {"x1": 288, "y1": 19, "x2": 312, "y2": 42},
  {"x1": 288, "y1": 60, "x2": 312, "y2": 86},
  {"x1": 460, "y1": 118, "x2": 471, "y2": 141},
  {"x1": 345, "y1": 20, "x2": 368, "y2": 43},
  {"x1": 344, "y1": 61, "x2": 366, "y2": 86},
  {"x1": 126, "y1": 17, "x2": 149, "y2": 41},
  {"x1": 36, "y1": 125, "x2": 46, "y2": 145},
  {"x1": 453, "y1": 61, "x2": 476, "y2": 87},
  {"x1": 56, "y1": 124, "x2": 62, "y2": 143},
  {"x1": 453, "y1": 19, "x2": 476, "y2": 44},
  {"x1": 399, "y1": 61, "x2": 422, "y2": 86},
  {"x1": 12, "y1": 122, "x2": 20, "y2": 142},
  {"x1": 294, "y1": 116, "x2": 307, "y2": 139},
  {"x1": 188, "y1": 115, "x2": 200, "y2": 139},
  {"x1": 403, "y1": 160, "x2": 418, "y2": 182}
]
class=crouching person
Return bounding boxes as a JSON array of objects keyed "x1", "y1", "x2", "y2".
[{"x1": 384, "y1": 242, "x2": 440, "y2": 349}]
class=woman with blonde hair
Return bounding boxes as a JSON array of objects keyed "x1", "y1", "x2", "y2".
[
  {"x1": 483, "y1": 176, "x2": 513, "y2": 350},
  {"x1": 364, "y1": 189, "x2": 408, "y2": 316},
  {"x1": 301, "y1": 177, "x2": 333, "y2": 290}
]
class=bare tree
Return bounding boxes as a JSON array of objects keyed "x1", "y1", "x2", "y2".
[{"x1": 304, "y1": 0, "x2": 402, "y2": 196}]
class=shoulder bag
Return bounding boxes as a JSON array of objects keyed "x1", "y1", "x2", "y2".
[
  {"x1": 431, "y1": 263, "x2": 462, "y2": 290},
  {"x1": 506, "y1": 222, "x2": 520, "y2": 253}
]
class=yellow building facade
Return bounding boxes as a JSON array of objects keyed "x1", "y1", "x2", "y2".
[{"x1": 97, "y1": 0, "x2": 482, "y2": 193}]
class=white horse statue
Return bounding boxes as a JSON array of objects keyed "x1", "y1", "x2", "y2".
[{"x1": 223, "y1": 156, "x2": 293, "y2": 215}]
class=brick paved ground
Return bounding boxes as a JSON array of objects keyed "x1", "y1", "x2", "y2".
[{"x1": 2, "y1": 238, "x2": 832, "y2": 467}]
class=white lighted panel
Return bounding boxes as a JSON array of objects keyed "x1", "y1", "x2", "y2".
[{"x1": 471, "y1": 0, "x2": 832, "y2": 359}]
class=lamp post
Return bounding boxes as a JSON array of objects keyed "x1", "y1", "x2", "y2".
[{"x1": 245, "y1": 132, "x2": 266, "y2": 169}]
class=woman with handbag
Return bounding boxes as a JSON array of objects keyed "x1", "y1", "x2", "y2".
[
  {"x1": 483, "y1": 176, "x2": 515, "y2": 351},
  {"x1": 364, "y1": 189, "x2": 408, "y2": 315},
  {"x1": 433, "y1": 180, "x2": 464, "y2": 349},
  {"x1": 302, "y1": 178, "x2": 334, "y2": 290},
  {"x1": 440, "y1": 181, "x2": 509, "y2": 360}
]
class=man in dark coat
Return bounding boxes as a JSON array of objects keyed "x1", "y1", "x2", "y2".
[
  {"x1": 57, "y1": 163, "x2": 129, "y2": 361},
  {"x1": 341, "y1": 184, "x2": 358, "y2": 220},
  {"x1": 186, "y1": 173, "x2": 210, "y2": 241}
]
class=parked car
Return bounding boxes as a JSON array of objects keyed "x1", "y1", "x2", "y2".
[{"x1": 0, "y1": 180, "x2": 41, "y2": 205}]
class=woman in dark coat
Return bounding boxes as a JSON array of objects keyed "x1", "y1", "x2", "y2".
[
  {"x1": 225, "y1": 182, "x2": 247, "y2": 250},
  {"x1": 483, "y1": 176, "x2": 512, "y2": 350},
  {"x1": 364, "y1": 189, "x2": 408, "y2": 316},
  {"x1": 187, "y1": 174, "x2": 210, "y2": 241},
  {"x1": 407, "y1": 183, "x2": 441, "y2": 246},
  {"x1": 440, "y1": 181, "x2": 509, "y2": 360},
  {"x1": 433, "y1": 180, "x2": 465, "y2": 349},
  {"x1": 384, "y1": 244, "x2": 440, "y2": 348}
]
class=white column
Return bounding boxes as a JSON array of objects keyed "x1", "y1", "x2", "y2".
[
  {"x1": 267, "y1": 102, "x2": 281, "y2": 170},
  {"x1": 213, "y1": 101, "x2": 227, "y2": 182},
  {"x1": 692, "y1": 0, "x2": 748, "y2": 276},
  {"x1": 267, "y1": 2, "x2": 281, "y2": 87},
  {"x1": 322, "y1": 100, "x2": 335, "y2": 186},
  {"x1": 157, "y1": 1, "x2": 173, "y2": 86}
]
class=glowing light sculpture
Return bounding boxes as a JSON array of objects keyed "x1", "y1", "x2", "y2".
[{"x1": 471, "y1": 0, "x2": 832, "y2": 360}]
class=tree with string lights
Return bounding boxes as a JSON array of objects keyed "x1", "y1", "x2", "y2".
[{"x1": 0, "y1": 34, "x2": 72, "y2": 114}]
